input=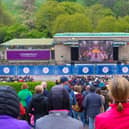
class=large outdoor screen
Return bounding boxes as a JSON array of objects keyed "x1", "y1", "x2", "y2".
[{"x1": 79, "y1": 40, "x2": 113, "y2": 62}]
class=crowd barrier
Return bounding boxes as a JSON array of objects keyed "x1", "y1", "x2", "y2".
[{"x1": 0, "y1": 64, "x2": 129, "y2": 75}]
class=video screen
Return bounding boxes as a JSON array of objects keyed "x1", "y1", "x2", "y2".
[{"x1": 79, "y1": 40, "x2": 113, "y2": 62}]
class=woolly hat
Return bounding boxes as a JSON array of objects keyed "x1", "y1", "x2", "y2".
[{"x1": 0, "y1": 86, "x2": 20, "y2": 118}]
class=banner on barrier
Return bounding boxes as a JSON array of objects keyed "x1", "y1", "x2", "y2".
[
  {"x1": 35, "y1": 65, "x2": 55, "y2": 75},
  {"x1": 74, "y1": 65, "x2": 95, "y2": 75},
  {"x1": 17, "y1": 66, "x2": 35, "y2": 75},
  {"x1": 0, "y1": 65, "x2": 17, "y2": 75},
  {"x1": 96, "y1": 65, "x2": 116, "y2": 75},
  {"x1": 55, "y1": 65, "x2": 73, "y2": 75},
  {"x1": 0, "y1": 64, "x2": 129, "y2": 75},
  {"x1": 116, "y1": 65, "x2": 129, "y2": 74}
]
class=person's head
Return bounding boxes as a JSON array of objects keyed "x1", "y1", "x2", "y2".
[
  {"x1": 60, "y1": 76, "x2": 68, "y2": 84},
  {"x1": 41, "y1": 81, "x2": 47, "y2": 89},
  {"x1": 35, "y1": 85, "x2": 44, "y2": 94},
  {"x1": 21, "y1": 83, "x2": 28, "y2": 89},
  {"x1": 89, "y1": 86, "x2": 96, "y2": 92},
  {"x1": 48, "y1": 86, "x2": 70, "y2": 111},
  {"x1": 109, "y1": 77, "x2": 129, "y2": 112},
  {"x1": 74, "y1": 85, "x2": 82, "y2": 93},
  {"x1": 96, "y1": 88, "x2": 101, "y2": 95},
  {"x1": 0, "y1": 86, "x2": 20, "y2": 118}
]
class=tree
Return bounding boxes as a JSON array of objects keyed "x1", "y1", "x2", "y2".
[
  {"x1": 52, "y1": 13, "x2": 92, "y2": 33},
  {"x1": 96, "y1": 16, "x2": 118, "y2": 32},
  {"x1": 85, "y1": 4, "x2": 114, "y2": 28},
  {"x1": 113, "y1": 0, "x2": 129, "y2": 16},
  {"x1": 116, "y1": 17, "x2": 129, "y2": 32},
  {"x1": 35, "y1": 1, "x2": 85, "y2": 37},
  {"x1": 0, "y1": 2, "x2": 13, "y2": 26}
]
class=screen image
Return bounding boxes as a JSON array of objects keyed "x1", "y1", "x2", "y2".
[{"x1": 79, "y1": 40, "x2": 113, "y2": 62}]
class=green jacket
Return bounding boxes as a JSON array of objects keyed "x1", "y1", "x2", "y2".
[{"x1": 18, "y1": 89, "x2": 32, "y2": 108}]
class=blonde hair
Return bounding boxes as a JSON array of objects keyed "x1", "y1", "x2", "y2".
[
  {"x1": 35, "y1": 85, "x2": 43, "y2": 93},
  {"x1": 74, "y1": 85, "x2": 82, "y2": 93},
  {"x1": 109, "y1": 77, "x2": 129, "y2": 112},
  {"x1": 41, "y1": 81, "x2": 47, "y2": 88}
]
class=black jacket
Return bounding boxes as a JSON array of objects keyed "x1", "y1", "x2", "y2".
[{"x1": 28, "y1": 93, "x2": 48, "y2": 120}]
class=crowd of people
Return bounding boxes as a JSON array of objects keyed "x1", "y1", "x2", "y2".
[
  {"x1": 1, "y1": 75, "x2": 129, "y2": 129},
  {"x1": 0, "y1": 75, "x2": 34, "y2": 82}
]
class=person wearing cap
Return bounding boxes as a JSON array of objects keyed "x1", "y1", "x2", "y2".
[
  {"x1": 59, "y1": 76, "x2": 76, "y2": 117},
  {"x1": 36, "y1": 86, "x2": 84, "y2": 129},
  {"x1": 0, "y1": 86, "x2": 31, "y2": 129}
]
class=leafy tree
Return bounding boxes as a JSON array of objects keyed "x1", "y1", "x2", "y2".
[
  {"x1": 98, "y1": 0, "x2": 116, "y2": 9},
  {"x1": 52, "y1": 13, "x2": 92, "y2": 33},
  {"x1": 35, "y1": 1, "x2": 85, "y2": 37},
  {"x1": 113, "y1": 0, "x2": 129, "y2": 16},
  {"x1": 116, "y1": 17, "x2": 129, "y2": 32},
  {"x1": 96, "y1": 16, "x2": 118, "y2": 32},
  {"x1": 0, "y1": 2, "x2": 13, "y2": 26},
  {"x1": 79, "y1": 0, "x2": 99, "y2": 6},
  {"x1": 85, "y1": 4, "x2": 114, "y2": 28}
]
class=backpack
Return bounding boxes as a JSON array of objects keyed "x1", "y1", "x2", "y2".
[
  {"x1": 72, "y1": 102, "x2": 81, "y2": 112},
  {"x1": 72, "y1": 93, "x2": 84, "y2": 112}
]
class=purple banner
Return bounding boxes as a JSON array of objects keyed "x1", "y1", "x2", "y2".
[{"x1": 7, "y1": 50, "x2": 50, "y2": 60}]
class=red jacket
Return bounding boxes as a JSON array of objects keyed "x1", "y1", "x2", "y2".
[{"x1": 95, "y1": 103, "x2": 129, "y2": 129}]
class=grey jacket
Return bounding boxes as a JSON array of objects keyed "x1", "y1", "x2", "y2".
[
  {"x1": 83, "y1": 92, "x2": 102, "y2": 118},
  {"x1": 36, "y1": 110, "x2": 84, "y2": 129}
]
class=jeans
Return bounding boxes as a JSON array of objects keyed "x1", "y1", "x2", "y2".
[
  {"x1": 89, "y1": 117, "x2": 95, "y2": 129},
  {"x1": 74, "y1": 111, "x2": 85, "y2": 125}
]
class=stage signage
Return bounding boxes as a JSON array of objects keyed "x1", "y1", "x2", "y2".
[{"x1": 7, "y1": 50, "x2": 50, "y2": 60}]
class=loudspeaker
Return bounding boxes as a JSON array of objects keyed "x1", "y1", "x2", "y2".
[
  {"x1": 71, "y1": 47, "x2": 79, "y2": 61},
  {"x1": 113, "y1": 47, "x2": 119, "y2": 60}
]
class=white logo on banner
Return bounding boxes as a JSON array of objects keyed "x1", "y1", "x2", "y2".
[
  {"x1": 122, "y1": 66, "x2": 129, "y2": 73},
  {"x1": 102, "y1": 67, "x2": 109, "y2": 73},
  {"x1": 42, "y1": 67, "x2": 49, "y2": 74},
  {"x1": 3, "y1": 67, "x2": 10, "y2": 73},
  {"x1": 23, "y1": 67, "x2": 30, "y2": 74},
  {"x1": 62, "y1": 67, "x2": 69, "y2": 73},
  {"x1": 82, "y1": 67, "x2": 89, "y2": 73}
]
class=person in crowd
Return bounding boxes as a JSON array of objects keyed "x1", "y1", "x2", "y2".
[
  {"x1": 95, "y1": 77, "x2": 129, "y2": 129},
  {"x1": 83, "y1": 86, "x2": 102, "y2": 129},
  {"x1": 0, "y1": 86, "x2": 31, "y2": 129},
  {"x1": 36, "y1": 86, "x2": 84, "y2": 129},
  {"x1": 41, "y1": 81, "x2": 49, "y2": 97},
  {"x1": 28, "y1": 85, "x2": 48, "y2": 125},
  {"x1": 96, "y1": 88, "x2": 105, "y2": 112},
  {"x1": 59, "y1": 76, "x2": 76, "y2": 117},
  {"x1": 18, "y1": 83, "x2": 32, "y2": 109},
  {"x1": 72, "y1": 85, "x2": 85, "y2": 125}
]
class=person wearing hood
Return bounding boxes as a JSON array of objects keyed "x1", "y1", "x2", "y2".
[
  {"x1": 36, "y1": 86, "x2": 84, "y2": 129},
  {"x1": 0, "y1": 86, "x2": 31, "y2": 129}
]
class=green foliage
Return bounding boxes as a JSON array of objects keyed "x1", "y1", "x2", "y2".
[
  {"x1": 116, "y1": 17, "x2": 129, "y2": 32},
  {"x1": 0, "y1": 2, "x2": 14, "y2": 26},
  {"x1": 0, "y1": 81, "x2": 56, "y2": 94},
  {"x1": 113, "y1": 0, "x2": 129, "y2": 17},
  {"x1": 85, "y1": 4, "x2": 114, "y2": 28},
  {"x1": 52, "y1": 13, "x2": 92, "y2": 33},
  {"x1": 96, "y1": 16, "x2": 118, "y2": 32}
]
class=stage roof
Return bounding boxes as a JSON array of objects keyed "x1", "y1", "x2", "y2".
[
  {"x1": 1, "y1": 38, "x2": 53, "y2": 46},
  {"x1": 54, "y1": 33, "x2": 129, "y2": 37}
]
